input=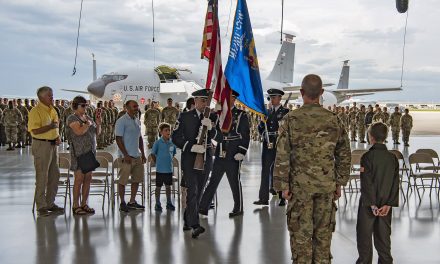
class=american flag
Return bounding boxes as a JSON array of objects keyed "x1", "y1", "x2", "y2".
[{"x1": 202, "y1": 0, "x2": 232, "y2": 132}]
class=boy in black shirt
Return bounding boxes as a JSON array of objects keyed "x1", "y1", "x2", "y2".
[{"x1": 356, "y1": 122, "x2": 400, "y2": 264}]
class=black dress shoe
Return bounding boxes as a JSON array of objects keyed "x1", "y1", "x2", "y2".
[
  {"x1": 278, "y1": 199, "x2": 286, "y2": 206},
  {"x1": 269, "y1": 189, "x2": 277, "y2": 195},
  {"x1": 360, "y1": 141, "x2": 367, "y2": 143},
  {"x1": 253, "y1": 200, "x2": 268, "y2": 205},
  {"x1": 396, "y1": 141, "x2": 401, "y2": 144},
  {"x1": 229, "y1": 211, "x2": 243, "y2": 218},
  {"x1": 192, "y1": 226, "x2": 205, "y2": 238}
]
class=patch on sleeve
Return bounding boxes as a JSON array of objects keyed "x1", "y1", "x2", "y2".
[{"x1": 360, "y1": 167, "x2": 365, "y2": 173}]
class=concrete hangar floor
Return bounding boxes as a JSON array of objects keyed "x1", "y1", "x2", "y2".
[{"x1": 0, "y1": 136, "x2": 439, "y2": 264}]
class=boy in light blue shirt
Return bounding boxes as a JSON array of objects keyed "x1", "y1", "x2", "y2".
[{"x1": 151, "y1": 123, "x2": 177, "y2": 211}]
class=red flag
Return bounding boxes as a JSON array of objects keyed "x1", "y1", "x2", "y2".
[{"x1": 203, "y1": 0, "x2": 232, "y2": 132}]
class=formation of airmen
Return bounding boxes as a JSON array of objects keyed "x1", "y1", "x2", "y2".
[
  {"x1": 0, "y1": 95, "x2": 416, "y2": 153},
  {"x1": 333, "y1": 103, "x2": 414, "y2": 146}
]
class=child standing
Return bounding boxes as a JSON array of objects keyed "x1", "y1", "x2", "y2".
[
  {"x1": 356, "y1": 122, "x2": 400, "y2": 264},
  {"x1": 151, "y1": 123, "x2": 177, "y2": 211}
]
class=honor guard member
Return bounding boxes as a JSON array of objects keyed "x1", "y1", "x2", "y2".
[
  {"x1": 161, "y1": 98, "x2": 180, "y2": 131},
  {"x1": 199, "y1": 90, "x2": 250, "y2": 218},
  {"x1": 356, "y1": 105, "x2": 367, "y2": 143},
  {"x1": 172, "y1": 89, "x2": 220, "y2": 238},
  {"x1": 254, "y1": 88, "x2": 290, "y2": 206},
  {"x1": 144, "y1": 101, "x2": 161, "y2": 149},
  {"x1": 389, "y1": 107, "x2": 402, "y2": 144},
  {"x1": 273, "y1": 74, "x2": 351, "y2": 264}
]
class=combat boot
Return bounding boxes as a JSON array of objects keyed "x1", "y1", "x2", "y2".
[
  {"x1": 15, "y1": 143, "x2": 22, "y2": 148},
  {"x1": 6, "y1": 143, "x2": 14, "y2": 151}
]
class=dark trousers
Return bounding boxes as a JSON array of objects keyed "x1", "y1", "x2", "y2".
[
  {"x1": 182, "y1": 166, "x2": 208, "y2": 228},
  {"x1": 0, "y1": 124, "x2": 5, "y2": 145},
  {"x1": 356, "y1": 202, "x2": 393, "y2": 264},
  {"x1": 258, "y1": 145, "x2": 276, "y2": 202},
  {"x1": 200, "y1": 158, "x2": 242, "y2": 212}
]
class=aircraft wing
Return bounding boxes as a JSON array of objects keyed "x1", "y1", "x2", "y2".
[
  {"x1": 332, "y1": 87, "x2": 402, "y2": 95},
  {"x1": 61, "y1": 89, "x2": 89, "y2": 95},
  {"x1": 283, "y1": 83, "x2": 335, "y2": 92}
]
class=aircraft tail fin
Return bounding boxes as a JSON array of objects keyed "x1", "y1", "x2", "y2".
[
  {"x1": 337, "y1": 60, "x2": 350, "y2": 90},
  {"x1": 266, "y1": 34, "x2": 296, "y2": 84}
]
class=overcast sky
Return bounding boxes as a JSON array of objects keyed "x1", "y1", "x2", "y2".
[{"x1": 1, "y1": 0, "x2": 439, "y2": 102}]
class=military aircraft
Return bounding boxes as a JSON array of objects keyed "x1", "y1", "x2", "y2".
[
  {"x1": 62, "y1": 65, "x2": 204, "y2": 109},
  {"x1": 267, "y1": 35, "x2": 402, "y2": 107},
  {"x1": 282, "y1": 59, "x2": 402, "y2": 107}
]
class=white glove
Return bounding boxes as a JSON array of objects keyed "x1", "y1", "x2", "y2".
[
  {"x1": 215, "y1": 103, "x2": 222, "y2": 111},
  {"x1": 191, "y1": 144, "x2": 206, "y2": 154},
  {"x1": 201, "y1": 117, "x2": 213, "y2": 130},
  {"x1": 234, "y1": 153, "x2": 245, "y2": 161}
]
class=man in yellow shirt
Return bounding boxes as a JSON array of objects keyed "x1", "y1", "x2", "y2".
[{"x1": 28, "y1": 86, "x2": 63, "y2": 216}]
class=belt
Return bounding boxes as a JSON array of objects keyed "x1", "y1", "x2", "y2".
[
  {"x1": 223, "y1": 135, "x2": 241, "y2": 141},
  {"x1": 32, "y1": 137, "x2": 56, "y2": 143}
]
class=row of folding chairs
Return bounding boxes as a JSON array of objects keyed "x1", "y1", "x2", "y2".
[
  {"x1": 344, "y1": 148, "x2": 440, "y2": 203},
  {"x1": 408, "y1": 149, "x2": 440, "y2": 201},
  {"x1": 32, "y1": 151, "x2": 182, "y2": 212}
]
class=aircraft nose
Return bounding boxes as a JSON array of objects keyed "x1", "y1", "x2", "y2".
[{"x1": 87, "y1": 80, "x2": 105, "y2": 98}]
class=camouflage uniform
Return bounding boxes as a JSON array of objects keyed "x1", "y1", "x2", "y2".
[
  {"x1": 337, "y1": 111, "x2": 349, "y2": 132},
  {"x1": 110, "y1": 106, "x2": 119, "y2": 142},
  {"x1": 54, "y1": 105, "x2": 65, "y2": 141},
  {"x1": 63, "y1": 107, "x2": 74, "y2": 142},
  {"x1": 16, "y1": 105, "x2": 29, "y2": 147},
  {"x1": 117, "y1": 110, "x2": 126, "y2": 120},
  {"x1": 25, "y1": 103, "x2": 33, "y2": 145},
  {"x1": 144, "y1": 108, "x2": 161, "y2": 148},
  {"x1": 0, "y1": 103, "x2": 7, "y2": 146},
  {"x1": 372, "y1": 111, "x2": 385, "y2": 123},
  {"x1": 95, "y1": 107, "x2": 108, "y2": 149},
  {"x1": 400, "y1": 113, "x2": 413, "y2": 145},
  {"x1": 356, "y1": 110, "x2": 367, "y2": 143},
  {"x1": 348, "y1": 109, "x2": 358, "y2": 141},
  {"x1": 2, "y1": 107, "x2": 23, "y2": 146},
  {"x1": 161, "y1": 106, "x2": 179, "y2": 130},
  {"x1": 103, "y1": 106, "x2": 113, "y2": 145},
  {"x1": 273, "y1": 104, "x2": 351, "y2": 264},
  {"x1": 389, "y1": 112, "x2": 402, "y2": 143}
]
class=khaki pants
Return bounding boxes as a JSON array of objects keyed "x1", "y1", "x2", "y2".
[{"x1": 32, "y1": 140, "x2": 60, "y2": 210}]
